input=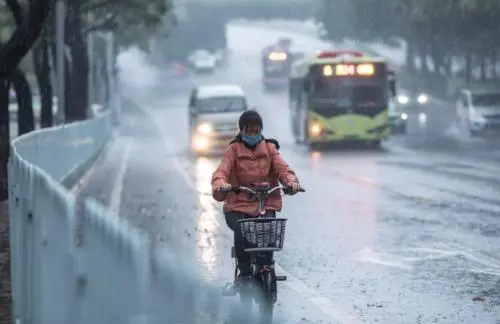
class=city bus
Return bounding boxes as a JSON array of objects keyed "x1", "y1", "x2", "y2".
[{"x1": 288, "y1": 50, "x2": 396, "y2": 147}]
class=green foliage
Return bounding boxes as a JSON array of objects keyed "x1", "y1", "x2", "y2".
[
  {"x1": 83, "y1": 0, "x2": 174, "y2": 47},
  {"x1": 316, "y1": 0, "x2": 500, "y2": 67},
  {"x1": 0, "y1": 2, "x2": 15, "y2": 42},
  {"x1": 317, "y1": 0, "x2": 500, "y2": 52},
  {"x1": 315, "y1": 0, "x2": 500, "y2": 96}
]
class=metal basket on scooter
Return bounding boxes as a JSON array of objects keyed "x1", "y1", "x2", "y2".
[{"x1": 237, "y1": 218, "x2": 288, "y2": 252}]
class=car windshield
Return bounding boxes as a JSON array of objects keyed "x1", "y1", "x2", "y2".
[
  {"x1": 198, "y1": 96, "x2": 246, "y2": 113},
  {"x1": 193, "y1": 50, "x2": 212, "y2": 60},
  {"x1": 352, "y1": 85, "x2": 384, "y2": 105},
  {"x1": 472, "y1": 93, "x2": 500, "y2": 106}
]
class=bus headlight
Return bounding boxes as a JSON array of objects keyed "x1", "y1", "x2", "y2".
[
  {"x1": 401, "y1": 113, "x2": 408, "y2": 120},
  {"x1": 309, "y1": 122, "x2": 322, "y2": 136},
  {"x1": 417, "y1": 94, "x2": 428, "y2": 104},
  {"x1": 197, "y1": 123, "x2": 213, "y2": 134}
]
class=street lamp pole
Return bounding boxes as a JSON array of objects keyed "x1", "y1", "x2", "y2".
[{"x1": 55, "y1": 0, "x2": 66, "y2": 124}]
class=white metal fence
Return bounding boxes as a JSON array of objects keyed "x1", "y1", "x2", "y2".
[{"x1": 7, "y1": 107, "x2": 262, "y2": 323}]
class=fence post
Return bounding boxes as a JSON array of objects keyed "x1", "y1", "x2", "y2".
[{"x1": 129, "y1": 231, "x2": 151, "y2": 324}]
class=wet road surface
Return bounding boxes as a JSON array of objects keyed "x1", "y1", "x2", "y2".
[{"x1": 75, "y1": 23, "x2": 500, "y2": 323}]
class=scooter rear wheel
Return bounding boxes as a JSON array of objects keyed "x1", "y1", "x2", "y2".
[{"x1": 258, "y1": 270, "x2": 276, "y2": 324}]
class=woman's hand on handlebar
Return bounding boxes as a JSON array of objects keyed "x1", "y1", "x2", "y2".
[
  {"x1": 218, "y1": 183, "x2": 232, "y2": 193},
  {"x1": 285, "y1": 182, "x2": 302, "y2": 195}
]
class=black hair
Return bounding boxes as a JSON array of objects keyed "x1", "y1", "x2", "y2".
[{"x1": 238, "y1": 110, "x2": 263, "y2": 131}]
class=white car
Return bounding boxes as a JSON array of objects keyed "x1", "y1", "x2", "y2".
[
  {"x1": 188, "y1": 84, "x2": 248, "y2": 155},
  {"x1": 456, "y1": 88, "x2": 500, "y2": 136},
  {"x1": 188, "y1": 49, "x2": 217, "y2": 73}
]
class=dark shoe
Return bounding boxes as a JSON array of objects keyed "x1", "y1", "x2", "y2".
[{"x1": 222, "y1": 275, "x2": 252, "y2": 296}]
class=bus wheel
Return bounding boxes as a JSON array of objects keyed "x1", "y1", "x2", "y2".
[
  {"x1": 369, "y1": 140, "x2": 381, "y2": 149},
  {"x1": 309, "y1": 142, "x2": 321, "y2": 150},
  {"x1": 301, "y1": 122, "x2": 309, "y2": 144}
]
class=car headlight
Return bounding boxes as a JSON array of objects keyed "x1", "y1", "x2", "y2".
[
  {"x1": 401, "y1": 113, "x2": 408, "y2": 120},
  {"x1": 197, "y1": 123, "x2": 213, "y2": 134},
  {"x1": 192, "y1": 136, "x2": 209, "y2": 151},
  {"x1": 397, "y1": 95, "x2": 409, "y2": 104},
  {"x1": 417, "y1": 94, "x2": 428, "y2": 104}
]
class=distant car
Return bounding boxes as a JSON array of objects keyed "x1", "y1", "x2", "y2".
[
  {"x1": 395, "y1": 89, "x2": 429, "y2": 108},
  {"x1": 188, "y1": 84, "x2": 248, "y2": 155},
  {"x1": 261, "y1": 45, "x2": 292, "y2": 91},
  {"x1": 388, "y1": 98, "x2": 408, "y2": 134},
  {"x1": 187, "y1": 49, "x2": 217, "y2": 74},
  {"x1": 456, "y1": 87, "x2": 500, "y2": 136}
]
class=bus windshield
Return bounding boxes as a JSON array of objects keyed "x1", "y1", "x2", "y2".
[{"x1": 312, "y1": 77, "x2": 384, "y2": 105}]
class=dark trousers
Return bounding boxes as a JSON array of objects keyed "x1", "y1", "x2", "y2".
[{"x1": 225, "y1": 211, "x2": 276, "y2": 276}]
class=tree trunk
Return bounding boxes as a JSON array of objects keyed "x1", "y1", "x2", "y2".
[
  {"x1": 0, "y1": 80, "x2": 9, "y2": 201},
  {"x1": 33, "y1": 32, "x2": 53, "y2": 128},
  {"x1": 465, "y1": 54, "x2": 472, "y2": 84},
  {"x1": 405, "y1": 39, "x2": 415, "y2": 73},
  {"x1": 491, "y1": 50, "x2": 497, "y2": 79},
  {"x1": 11, "y1": 68, "x2": 34, "y2": 136},
  {"x1": 0, "y1": 0, "x2": 52, "y2": 77},
  {"x1": 64, "y1": 4, "x2": 88, "y2": 122},
  {"x1": 480, "y1": 56, "x2": 487, "y2": 81},
  {"x1": 66, "y1": 48, "x2": 88, "y2": 122},
  {"x1": 100, "y1": 59, "x2": 110, "y2": 105},
  {"x1": 67, "y1": 49, "x2": 89, "y2": 122}
]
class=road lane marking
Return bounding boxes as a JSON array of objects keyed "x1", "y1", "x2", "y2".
[
  {"x1": 109, "y1": 139, "x2": 133, "y2": 216},
  {"x1": 137, "y1": 101, "x2": 362, "y2": 324},
  {"x1": 71, "y1": 163, "x2": 99, "y2": 197},
  {"x1": 351, "y1": 247, "x2": 462, "y2": 270},
  {"x1": 352, "y1": 245, "x2": 500, "y2": 277}
]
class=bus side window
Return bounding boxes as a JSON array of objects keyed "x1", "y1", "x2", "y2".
[
  {"x1": 388, "y1": 71, "x2": 396, "y2": 97},
  {"x1": 303, "y1": 78, "x2": 310, "y2": 93},
  {"x1": 289, "y1": 78, "x2": 300, "y2": 105},
  {"x1": 289, "y1": 78, "x2": 296, "y2": 101}
]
